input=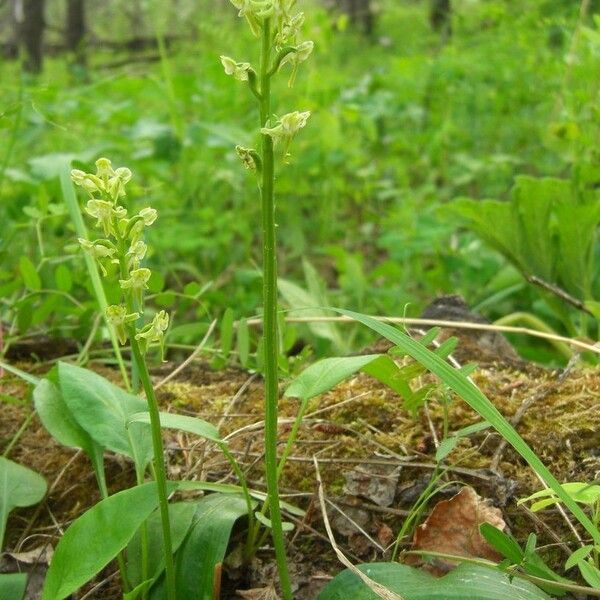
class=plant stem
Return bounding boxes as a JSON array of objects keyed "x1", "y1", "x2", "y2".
[
  {"x1": 127, "y1": 331, "x2": 176, "y2": 600},
  {"x1": 258, "y1": 18, "x2": 293, "y2": 600}
]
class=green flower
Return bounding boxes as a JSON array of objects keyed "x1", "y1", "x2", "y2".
[
  {"x1": 139, "y1": 207, "x2": 158, "y2": 226},
  {"x1": 135, "y1": 310, "x2": 170, "y2": 359},
  {"x1": 95, "y1": 157, "x2": 114, "y2": 181},
  {"x1": 220, "y1": 56, "x2": 252, "y2": 81},
  {"x1": 279, "y1": 40, "x2": 313, "y2": 86},
  {"x1": 105, "y1": 304, "x2": 139, "y2": 345},
  {"x1": 120, "y1": 267, "x2": 151, "y2": 306},
  {"x1": 261, "y1": 110, "x2": 310, "y2": 155},
  {"x1": 85, "y1": 199, "x2": 116, "y2": 235},
  {"x1": 127, "y1": 240, "x2": 147, "y2": 269},
  {"x1": 78, "y1": 238, "x2": 116, "y2": 275},
  {"x1": 71, "y1": 169, "x2": 103, "y2": 195},
  {"x1": 107, "y1": 167, "x2": 132, "y2": 200},
  {"x1": 276, "y1": 11, "x2": 305, "y2": 47}
]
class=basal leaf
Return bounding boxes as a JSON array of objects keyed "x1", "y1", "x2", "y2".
[
  {"x1": 0, "y1": 457, "x2": 47, "y2": 549},
  {"x1": 316, "y1": 562, "x2": 550, "y2": 599},
  {"x1": 42, "y1": 482, "x2": 164, "y2": 600},
  {"x1": 57, "y1": 362, "x2": 152, "y2": 468},
  {"x1": 0, "y1": 573, "x2": 28, "y2": 600}
]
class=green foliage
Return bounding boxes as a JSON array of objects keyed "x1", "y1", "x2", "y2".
[
  {"x1": 480, "y1": 525, "x2": 569, "y2": 595},
  {"x1": 449, "y1": 176, "x2": 600, "y2": 333},
  {"x1": 316, "y1": 562, "x2": 550, "y2": 599},
  {"x1": 3, "y1": 1, "x2": 599, "y2": 363},
  {"x1": 0, "y1": 573, "x2": 28, "y2": 600},
  {"x1": 42, "y1": 482, "x2": 166, "y2": 600},
  {"x1": 152, "y1": 494, "x2": 251, "y2": 600},
  {"x1": 0, "y1": 456, "x2": 47, "y2": 550}
]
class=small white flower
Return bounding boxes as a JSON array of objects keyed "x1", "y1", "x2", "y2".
[
  {"x1": 261, "y1": 110, "x2": 310, "y2": 143},
  {"x1": 236, "y1": 146, "x2": 259, "y2": 170},
  {"x1": 71, "y1": 170, "x2": 103, "y2": 194}
]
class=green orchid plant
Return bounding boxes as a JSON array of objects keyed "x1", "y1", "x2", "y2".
[
  {"x1": 221, "y1": 1, "x2": 313, "y2": 597},
  {"x1": 71, "y1": 158, "x2": 177, "y2": 599}
]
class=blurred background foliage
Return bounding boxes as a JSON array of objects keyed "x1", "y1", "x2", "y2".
[{"x1": 1, "y1": 0, "x2": 599, "y2": 365}]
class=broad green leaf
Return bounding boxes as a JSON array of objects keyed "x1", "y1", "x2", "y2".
[
  {"x1": 220, "y1": 308, "x2": 234, "y2": 359},
  {"x1": 42, "y1": 482, "x2": 165, "y2": 600},
  {"x1": 127, "y1": 502, "x2": 197, "y2": 590},
  {"x1": 285, "y1": 355, "x2": 382, "y2": 401},
  {"x1": 34, "y1": 378, "x2": 103, "y2": 459},
  {"x1": 128, "y1": 411, "x2": 221, "y2": 444},
  {"x1": 56, "y1": 362, "x2": 152, "y2": 468},
  {"x1": 0, "y1": 573, "x2": 28, "y2": 600},
  {"x1": 0, "y1": 457, "x2": 47, "y2": 549},
  {"x1": 564, "y1": 545, "x2": 594, "y2": 570},
  {"x1": 19, "y1": 256, "x2": 41, "y2": 291},
  {"x1": 333, "y1": 308, "x2": 600, "y2": 546},
  {"x1": 480, "y1": 524, "x2": 524, "y2": 564},
  {"x1": 316, "y1": 562, "x2": 550, "y2": 599},
  {"x1": 150, "y1": 494, "x2": 250, "y2": 600},
  {"x1": 577, "y1": 560, "x2": 600, "y2": 589},
  {"x1": 362, "y1": 355, "x2": 414, "y2": 401},
  {"x1": 54, "y1": 264, "x2": 73, "y2": 292}
]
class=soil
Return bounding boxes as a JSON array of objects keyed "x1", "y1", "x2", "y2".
[{"x1": 1, "y1": 325, "x2": 599, "y2": 599}]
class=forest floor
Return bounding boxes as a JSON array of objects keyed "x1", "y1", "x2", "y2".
[{"x1": 2, "y1": 326, "x2": 599, "y2": 599}]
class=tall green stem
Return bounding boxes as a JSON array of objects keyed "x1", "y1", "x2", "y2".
[
  {"x1": 259, "y1": 19, "x2": 293, "y2": 600},
  {"x1": 127, "y1": 330, "x2": 176, "y2": 600}
]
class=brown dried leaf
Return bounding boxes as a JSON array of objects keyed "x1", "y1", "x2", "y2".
[
  {"x1": 236, "y1": 585, "x2": 280, "y2": 599},
  {"x1": 377, "y1": 522, "x2": 394, "y2": 548},
  {"x1": 409, "y1": 486, "x2": 505, "y2": 575}
]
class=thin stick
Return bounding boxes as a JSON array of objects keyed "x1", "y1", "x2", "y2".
[
  {"x1": 313, "y1": 456, "x2": 404, "y2": 600},
  {"x1": 155, "y1": 319, "x2": 217, "y2": 390},
  {"x1": 244, "y1": 315, "x2": 600, "y2": 355}
]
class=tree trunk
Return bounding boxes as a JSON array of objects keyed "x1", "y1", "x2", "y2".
[
  {"x1": 342, "y1": 0, "x2": 375, "y2": 37},
  {"x1": 17, "y1": 0, "x2": 45, "y2": 72},
  {"x1": 66, "y1": 0, "x2": 86, "y2": 66},
  {"x1": 429, "y1": 0, "x2": 452, "y2": 39}
]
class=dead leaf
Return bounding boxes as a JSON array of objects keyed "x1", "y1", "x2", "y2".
[
  {"x1": 344, "y1": 461, "x2": 401, "y2": 507},
  {"x1": 377, "y1": 522, "x2": 394, "y2": 548},
  {"x1": 409, "y1": 486, "x2": 505, "y2": 575},
  {"x1": 236, "y1": 585, "x2": 280, "y2": 599}
]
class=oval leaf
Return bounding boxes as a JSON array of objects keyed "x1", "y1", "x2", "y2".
[
  {"x1": 42, "y1": 482, "x2": 163, "y2": 600},
  {"x1": 0, "y1": 457, "x2": 47, "y2": 548},
  {"x1": 57, "y1": 362, "x2": 152, "y2": 467},
  {"x1": 317, "y1": 562, "x2": 550, "y2": 600}
]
